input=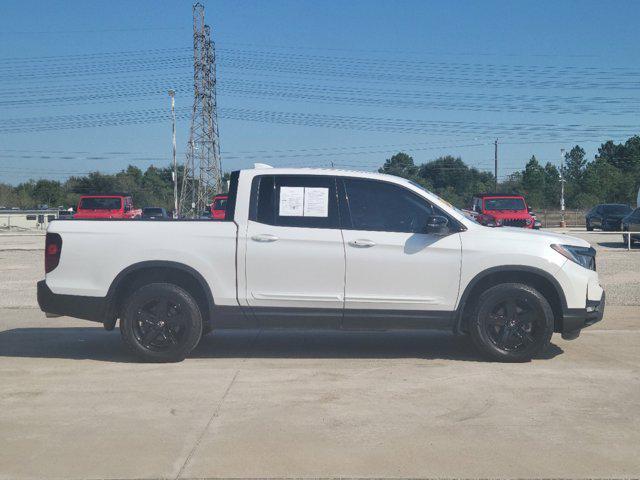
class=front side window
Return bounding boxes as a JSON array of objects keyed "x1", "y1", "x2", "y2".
[
  {"x1": 342, "y1": 178, "x2": 437, "y2": 233},
  {"x1": 250, "y1": 175, "x2": 338, "y2": 229}
]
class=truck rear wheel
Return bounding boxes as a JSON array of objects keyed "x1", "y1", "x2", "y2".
[
  {"x1": 469, "y1": 283, "x2": 553, "y2": 362},
  {"x1": 120, "y1": 283, "x2": 202, "y2": 362}
]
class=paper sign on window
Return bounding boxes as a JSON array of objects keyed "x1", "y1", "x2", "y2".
[
  {"x1": 278, "y1": 186, "x2": 329, "y2": 217},
  {"x1": 279, "y1": 187, "x2": 304, "y2": 216},
  {"x1": 303, "y1": 187, "x2": 329, "y2": 217}
]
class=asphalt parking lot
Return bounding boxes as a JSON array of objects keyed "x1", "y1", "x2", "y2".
[{"x1": 1, "y1": 231, "x2": 639, "y2": 479}]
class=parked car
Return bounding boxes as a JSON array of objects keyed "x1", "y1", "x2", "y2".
[
  {"x1": 528, "y1": 207, "x2": 542, "y2": 229},
  {"x1": 58, "y1": 208, "x2": 74, "y2": 220},
  {"x1": 210, "y1": 194, "x2": 228, "y2": 219},
  {"x1": 470, "y1": 193, "x2": 535, "y2": 228},
  {"x1": 622, "y1": 207, "x2": 640, "y2": 246},
  {"x1": 73, "y1": 194, "x2": 142, "y2": 220},
  {"x1": 585, "y1": 204, "x2": 632, "y2": 231},
  {"x1": 142, "y1": 207, "x2": 168, "y2": 220},
  {"x1": 38, "y1": 166, "x2": 604, "y2": 363}
]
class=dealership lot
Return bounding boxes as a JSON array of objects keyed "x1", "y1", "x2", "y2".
[{"x1": 1, "y1": 232, "x2": 639, "y2": 479}]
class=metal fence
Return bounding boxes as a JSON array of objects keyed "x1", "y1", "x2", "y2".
[
  {"x1": 537, "y1": 210, "x2": 586, "y2": 228},
  {"x1": 0, "y1": 210, "x2": 59, "y2": 232}
]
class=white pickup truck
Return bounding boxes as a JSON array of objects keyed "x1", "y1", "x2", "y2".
[{"x1": 38, "y1": 166, "x2": 605, "y2": 362}]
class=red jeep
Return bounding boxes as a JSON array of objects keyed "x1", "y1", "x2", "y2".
[
  {"x1": 210, "y1": 194, "x2": 228, "y2": 220},
  {"x1": 74, "y1": 194, "x2": 142, "y2": 220},
  {"x1": 471, "y1": 193, "x2": 534, "y2": 228}
]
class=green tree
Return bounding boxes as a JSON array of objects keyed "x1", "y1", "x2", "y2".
[
  {"x1": 521, "y1": 156, "x2": 546, "y2": 207},
  {"x1": 378, "y1": 152, "x2": 418, "y2": 180},
  {"x1": 564, "y1": 146, "x2": 586, "y2": 183},
  {"x1": 417, "y1": 156, "x2": 494, "y2": 207}
]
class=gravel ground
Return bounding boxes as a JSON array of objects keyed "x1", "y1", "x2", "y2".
[
  {"x1": 563, "y1": 230, "x2": 640, "y2": 306},
  {"x1": 1, "y1": 229, "x2": 638, "y2": 309},
  {"x1": 0, "y1": 235, "x2": 43, "y2": 309}
]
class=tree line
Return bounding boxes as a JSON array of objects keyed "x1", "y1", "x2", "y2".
[
  {"x1": 379, "y1": 134, "x2": 640, "y2": 210},
  {"x1": 1, "y1": 134, "x2": 639, "y2": 211}
]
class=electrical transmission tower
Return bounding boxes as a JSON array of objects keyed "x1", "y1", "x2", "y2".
[{"x1": 179, "y1": 2, "x2": 222, "y2": 217}]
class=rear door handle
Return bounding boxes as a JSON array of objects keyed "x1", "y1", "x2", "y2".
[
  {"x1": 348, "y1": 239, "x2": 376, "y2": 248},
  {"x1": 251, "y1": 234, "x2": 279, "y2": 243}
]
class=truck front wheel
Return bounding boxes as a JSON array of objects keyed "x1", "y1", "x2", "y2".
[
  {"x1": 469, "y1": 283, "x2": 553, "y2": 362},
  {"x1": 120, "y1": 283, "x2": 203, "y2": 362}
]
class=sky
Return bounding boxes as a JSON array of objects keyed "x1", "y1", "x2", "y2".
[{"x1": 1, "y1": 0, "x2": 639, "y2": 184}]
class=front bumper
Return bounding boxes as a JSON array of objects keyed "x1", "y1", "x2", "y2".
[
  {"x1": 561, "y1": 291, "x2": 605, "y2": 340},
  {"x1": 37, "y1": 280, "x2": 107, "y2": 323}
]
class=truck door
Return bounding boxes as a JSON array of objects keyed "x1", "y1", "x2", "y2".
[
  {"x1": 244, "y1": 174, "x2": 345, "y2": 327},
  {"x1": 339, "y1": 177, "x2": 462, "y2": 329}
]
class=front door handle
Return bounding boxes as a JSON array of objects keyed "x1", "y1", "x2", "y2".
[
  {"x1": 349, "y1": 239, "x2": 376, "y2": 248},
  {"x1": 252, "y1": 234, "x2": 279, "y2": 243}
]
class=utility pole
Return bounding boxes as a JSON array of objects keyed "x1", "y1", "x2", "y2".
[
  {"x1": 180, "y1": 2, "x2": 222, "y2": 218},
  {"x1": 168, "y1": 89, "x2": 178, "y2": 218},
  {"x1": 560, "y1": 148, "x2": 566, "y2": 228},
  {"x1": 494, "y1": 138, "x2": 498, "y2": 191}
]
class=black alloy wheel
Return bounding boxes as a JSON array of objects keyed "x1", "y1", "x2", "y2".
[
  {"x1": 133, "y1": 298, "x2": 187, "y2": 351},
  {"x1": 484, "y1": 297, "x2": 539, "y2": 352},
  {"x1": 120, "y1": 283, "x2": 202, "y2": 362},
  {"x1": 469, "y1": 283, "x2": 553, "y2": 362}
]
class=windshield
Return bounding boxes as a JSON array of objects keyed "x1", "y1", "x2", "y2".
[
  {"x1": 79, "y1": 197, "x2": 121, "y2": 210},
  {"x1": 603, "y1": 204, "x2": 631, "y2": 214},
  {"x1": 144, "y1": 208, "x2": 163, "y2": 215},
  {"x1": 212, "y1": 198, "x2": 227, "y2": 210},
  {"x1": 407, "y1": 180, "x2": 476, "y2": 223},
  {"x1": 484, "y1": 198, "x2": 526, "y2": 211}
]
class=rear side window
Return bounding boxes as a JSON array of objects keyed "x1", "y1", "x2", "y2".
[
  {"x1": 250, "y1": 175, "x2": 338, "y2": 229},
  {"x1": 342, "y1": 178, "x2": 436, "y2": 233}
]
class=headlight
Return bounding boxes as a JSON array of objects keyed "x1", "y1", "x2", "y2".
[{"x1": 551, "y1": 244, "x2": 596, "y2": 270}]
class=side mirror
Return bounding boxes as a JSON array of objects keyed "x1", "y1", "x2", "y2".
[{"x1": 425, "y1": 215, "x2": 450, "y2": 235}]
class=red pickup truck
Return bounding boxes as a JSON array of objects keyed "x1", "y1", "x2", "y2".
[
  {"x1": 470, "y1": 193, "x2": 534, "y2": 228},
  {"x1": 73, "y1": 194, "x2": 142, "y2": 220}
]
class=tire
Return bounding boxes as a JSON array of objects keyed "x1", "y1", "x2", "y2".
[
  {"x1": 120, "y1": 283, "x2": 203, "y2": 362},
  {"x1": 586, "y1": 221, "x2": 593, "y2": 232},
  {"x1": 468, "y1": 283, "x2": 554, "y2": 362}
]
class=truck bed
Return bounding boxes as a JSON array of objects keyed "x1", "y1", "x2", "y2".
[{"x1": 45, "y1": 219, "x2": 238, "y2": 306}]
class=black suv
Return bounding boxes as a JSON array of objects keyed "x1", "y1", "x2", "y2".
[
  {"x1": 622, "y1": 207, "x2": 640, "y2": 245},
  {"x1": 585, "y1": 204, "x2": 632, "y2": 231},
  {"x1": 141, "y1": 207, "x2": 168, "y2": 220}
]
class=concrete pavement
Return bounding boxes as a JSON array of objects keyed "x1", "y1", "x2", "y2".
[{"x1": 1, "y1": 306, "x2": 639, "y2": 479}]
